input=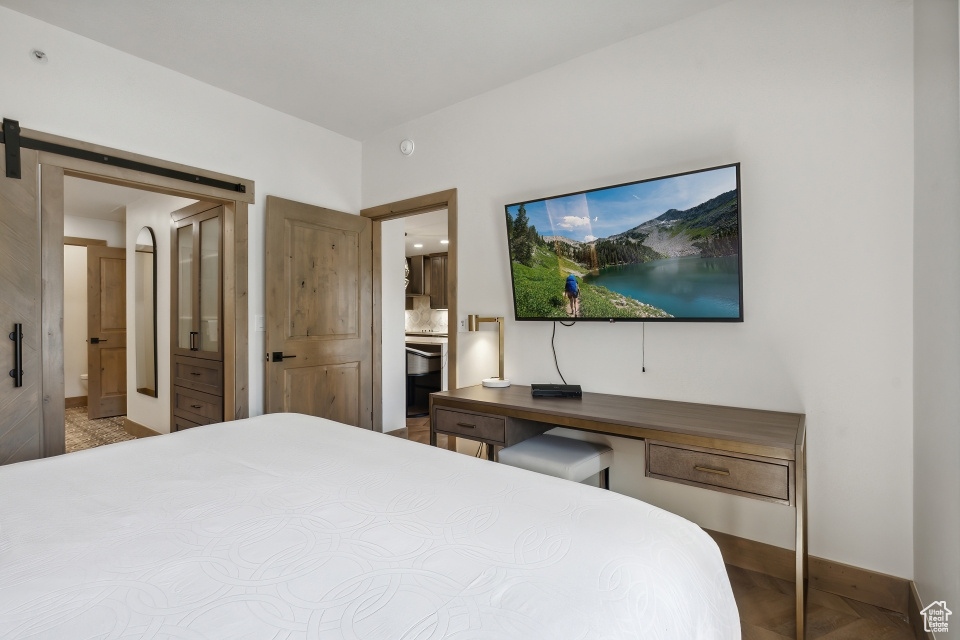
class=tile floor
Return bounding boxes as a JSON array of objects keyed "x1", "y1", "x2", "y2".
[{"x1": 64, "y1": 406, "x2": 136, "y2": 453}]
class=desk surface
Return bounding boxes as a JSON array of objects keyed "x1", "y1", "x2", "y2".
[{"x1": 431, "y1": 385, "x2": 804, "y2": 460}]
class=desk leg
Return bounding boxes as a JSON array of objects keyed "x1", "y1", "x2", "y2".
[{"x1": 795, "y1": 434, "x2": 807, "y2": 640}]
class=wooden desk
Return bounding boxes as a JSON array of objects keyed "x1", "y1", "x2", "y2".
[{"x1": 430, "y1": 384, "x2": 807, "y2": 640}]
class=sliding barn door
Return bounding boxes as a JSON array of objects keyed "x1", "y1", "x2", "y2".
[
  {"x1": 264, "y1": 196, "x2": 373, "y2": 428},
  {"x1": 87, "y1": 246, "x2": 127, "y2": 419},
  {"x1": 0, "y1": 145, "x2": 42, "y2": 465}
]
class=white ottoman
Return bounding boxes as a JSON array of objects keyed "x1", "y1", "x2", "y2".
[{"x1": 497, "y1": 434, "x2": 613, "y2": 489}]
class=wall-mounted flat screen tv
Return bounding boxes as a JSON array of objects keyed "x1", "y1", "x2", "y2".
[{"x1": 505, "y1": 163, "x2": 742, "y2": 322}]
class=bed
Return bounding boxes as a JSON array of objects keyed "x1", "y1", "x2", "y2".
[{"x1": 0, "y1": 414, "x2": 739, "y2": 639}]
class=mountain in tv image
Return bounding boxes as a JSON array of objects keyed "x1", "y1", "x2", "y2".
[{"x1": 506, "y1": 171, "x2": 741, "y2": 320}]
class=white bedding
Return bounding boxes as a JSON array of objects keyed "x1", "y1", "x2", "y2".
[{"x1": 0, "y1": 414, "x2": 739, "y2": 639}]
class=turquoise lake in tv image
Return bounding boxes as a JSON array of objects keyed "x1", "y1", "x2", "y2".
[{"x1": 582, "y1": 255, "x2": 741, "y2": 318}]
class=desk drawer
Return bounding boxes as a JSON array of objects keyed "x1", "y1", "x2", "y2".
[
  {"x1": 647, "y1": 443, "x2": 790, "y2": 502},
  {"x1": 173, "y1": 386, "x2": 223, "y2": 424},
  {"x1": 435, "y1": 407, "x2": 505, "y2": 443}
]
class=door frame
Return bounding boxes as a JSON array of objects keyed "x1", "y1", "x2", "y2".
[
  {"x1": 32, "y1": 127, "x2": 252, "y2": 457},
  {"x1": 360, "y1": 189, "x2": 458, "y2": 433}
]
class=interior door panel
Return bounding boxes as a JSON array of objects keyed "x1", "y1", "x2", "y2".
[{"x1": 264, "y1": 196, "x2": 372, "y2": 428}]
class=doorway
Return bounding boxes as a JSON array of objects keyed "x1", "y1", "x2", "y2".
[
  {"x1": 0, "y1": 124, "x2": 251, "y2": 464},
  {"x1": 384, "y1": 211, "x2": 449, "y2": 424},
  {"x1": 361, "y1": 189, "x2": 458, "y2": 440},
  {"x1": 60, "y1": 176, "x2": 205, "y2": 452}
]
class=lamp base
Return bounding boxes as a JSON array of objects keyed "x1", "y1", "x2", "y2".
[{"x1": 481, "y1": 377, "x2": 511, "y2": 388}]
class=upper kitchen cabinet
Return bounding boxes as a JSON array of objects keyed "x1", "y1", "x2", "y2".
[
  {"x1": 406, "y1": 255, "x2": 426, "y2": 295},
  {"x1": 428, "y1": 253, "x2": 448, "y2": 310},
  {"x1": 406, "y1": 253, "x2": 448, "y2": 309}
]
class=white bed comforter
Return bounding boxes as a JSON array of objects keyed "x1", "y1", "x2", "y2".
[{"x1": 0, "y1": 414, "x2": 739, "y2": 639}]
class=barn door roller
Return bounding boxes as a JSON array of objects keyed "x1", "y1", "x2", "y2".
[{"x1": 1, "y1": 117, "x2": 245, "y2": 193}]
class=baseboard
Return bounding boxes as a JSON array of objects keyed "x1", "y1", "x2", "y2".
[
  {"x1": 123, "y1": 417, "x2": 161, "y2": 439},
  {"x1": 704, "y1": 529, "x2": 909, "y2": 615},
  {"x1": 909, "y1": 581, "x2": 936, "y2": 640},
  {"x1": 65, "y1": 395, "x2": 87, "y2": 409}
]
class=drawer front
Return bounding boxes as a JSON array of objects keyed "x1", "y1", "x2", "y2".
[
  {"x1": 173, "y1": 415, "x2": 204, "y2": 431},
  {"x1": 647, "y1": 443, "x2": 789, "y2": 501},
  {"x1": 174, "y1": 386, "x2": 223, "y2": 423},
  {"x1": 435, "y1": 408, "x2": 505, "y2": 443},
  {"x1": 173, "y1": 356, "x2": 223, "y2": 396}
]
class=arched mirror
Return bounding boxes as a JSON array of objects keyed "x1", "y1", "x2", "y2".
[{"x1": 135, "y1": 227, "x2": 158, "y2": 397}]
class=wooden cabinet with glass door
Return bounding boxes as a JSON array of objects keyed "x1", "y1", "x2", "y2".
[{"x1": 170, "y1": 202, "x2": 223, "y2": 431}]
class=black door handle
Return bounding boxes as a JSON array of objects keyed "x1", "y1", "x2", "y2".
[
  {"x1": 271, "y1": 352, "x2": 297, "y2": 362},
  {"x1": 9, "y1": 323, "x2": 22, "y2": 387},
  {"x1": 190, "y1": 331, "x2": 199, "y2": 351},
  {"x1": 89, "y1": 337, "x2": 108, "y2": 344}
]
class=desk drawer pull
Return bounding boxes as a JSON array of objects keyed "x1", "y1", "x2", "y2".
[
  {"x1": 190, "y1": 372, "x2": 202, "y2": 376},
  {"x1": 456, "y1": 422, "x2": 476, "y2": 429},
  {"x1": 695, "y1": 465, "x2": 730, "y2": 476},
  {"x1": 190, "y1": 404, "x2": 203, "y2": 409}
]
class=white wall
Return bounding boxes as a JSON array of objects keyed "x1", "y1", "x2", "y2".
[
  {"x1": 125, "y1": 193, "x2": 197, "y2": 434},
  {"x1": 63, "y1": 245, "x2": 88, "y2": 399},
  {"x1": 64, "y1": 215, "x2": 125, "y2": 248},
  {"x1": 381, "y1": 217, "x2": 407, "y2": 432},
  {"x1": 362, "y1": 0, "x2": 915, "y2": 577},
  {"x1": 0, "y1": 5, "x2": 362, "y2": 417},
  {"x1": 62, "y1": 215, "x2": 126, "y2": 401},
  {"x1": 913, "y1": 0, "x2": 960, "y2": 614}
]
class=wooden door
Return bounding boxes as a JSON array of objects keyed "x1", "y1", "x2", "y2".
[
  {"x1": 0, "y1": 146, "x2": 42, "y2": 465},
  {"x1": 87, "y1": 246, "x2": 127, "y2": 419},
  {"x1": 264, "y1": 196, "x2": 373, "y2": 428}
]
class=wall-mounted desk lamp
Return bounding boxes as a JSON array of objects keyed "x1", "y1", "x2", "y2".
[{"x1": 468, "y1": 315, "x2": 511, "y2": 388}]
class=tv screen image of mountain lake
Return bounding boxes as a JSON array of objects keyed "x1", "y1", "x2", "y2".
[{"x1": 505, "y1": 164, "x2": 742, "y2": 321}]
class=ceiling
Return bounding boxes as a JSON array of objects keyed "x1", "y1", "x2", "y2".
[
  {"x1": 404, "y1": 209, "x2": 448, "y2": 257},
  {"x1": 1, "y1": 0, "x2": 729, "y2": 140},
  {"x1": 64, "y1": 176, "x2": 147, "y2": 221}
]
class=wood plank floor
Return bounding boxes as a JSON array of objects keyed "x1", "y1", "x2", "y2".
[
  {"x1": 396, "y1": 418, "x2": 916, "y2": 639},
  {"x1": 729, "y1": 564, "x2": 913, "y2": 639}
]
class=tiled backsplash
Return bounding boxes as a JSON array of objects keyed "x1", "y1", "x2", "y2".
[{"x1": 405, "y1": 296, "x2": 448, "y2": 332}]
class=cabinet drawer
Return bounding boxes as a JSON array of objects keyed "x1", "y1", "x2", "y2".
[
  {"x1": 173, "y1": 386, "x2": 223, "y2": 423},
  {"x1": 173, "y1": 356, "x2": 223, "y2": 396},
  {"x1": 435, "y1": 407, "x2": 505, "y2": 443},
  {"x1": 647, "y1": 443, "x2": 790, "y2": 502},
  {"x1": 173, "y1": 415, "x2": 205, "y2": 431}
]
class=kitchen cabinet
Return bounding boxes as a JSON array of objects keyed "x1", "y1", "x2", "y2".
[
  {"x1": 406, "y1": 255, "x2": 426, "y2": 295},
  {"x1": 406, "y1": 253, "x2": 448, "y2": 309},
  {"x1": 428, "y1": 253, "x2": 448, "y2": 310}
]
